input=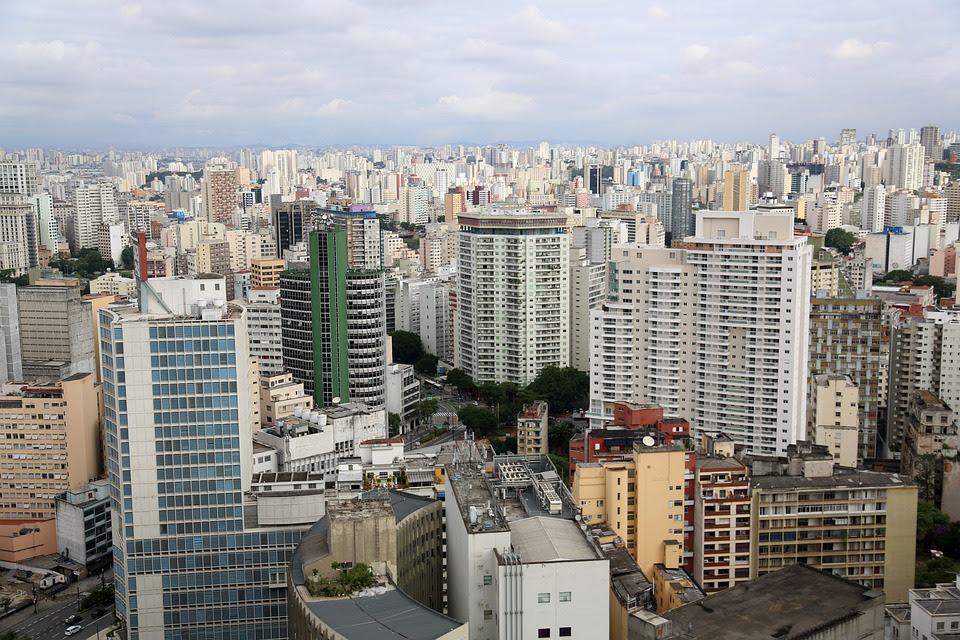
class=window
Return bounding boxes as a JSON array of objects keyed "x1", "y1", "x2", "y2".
[
  {"x1": 538, "y1": 630, "x2": 551, "y2": 638},
  {"x1": 484, "y1": 609, "x2": 493, "y2": 620},
  {"x1": 483, "y1": 575, "x2": 492, "y2": 586},
  {"x1": 559, "y1": 591, "x2": 571, "y2": 602},
  {"x1": 559, "y1": 628, "x2": 572, "y2": 637},
  {"x1": 538, "y1": 593, "x2": 551, "y2": 603}
]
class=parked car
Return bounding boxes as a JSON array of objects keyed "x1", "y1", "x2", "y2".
[
  {"x1": 65, "y1": 625, "x2": 83, "y2": 636},
  {"x1": 92, "y1": 608, "x2": 108, "y2": 618},
  {"x1": 64, "y1": 614, "x2": 82, "y2": 625}
]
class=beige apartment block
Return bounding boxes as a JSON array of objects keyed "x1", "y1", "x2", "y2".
[
  {"x1": 0, "y1": 373, "x2": 102, "y2": 522},
  {"x1": 516, "y1": 401, "x2": 548, "y2": 455},
  {"x1": 251, "y1": 257, "x2": 285, "y2": 289}
]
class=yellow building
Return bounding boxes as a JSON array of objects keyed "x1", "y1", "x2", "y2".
[
  {"x1": 653, "y1": 563, "x2": 705, "y2": 613},
  {"x1": 749, "y1": 442, "x2": 917, "y2": 603},
  {"x1": 0, "y1": 374, "x2": 102, "y2": 522},
  {"x1": 573, "y1": 441, "x2": 687, "y2": 577},
  {"x1": 722, "y1": 168, "x2": 750, "y2": 211},
  {"x1": 251, "y1": 257, "x2": 285, "y2": 289}
]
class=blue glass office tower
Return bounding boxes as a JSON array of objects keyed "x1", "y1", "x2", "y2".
[{"x1": 101, "y1": 300, "x2": 304, "y2": 640}]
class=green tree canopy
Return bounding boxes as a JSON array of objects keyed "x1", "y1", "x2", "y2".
[
  {"x1": 416, "y1": 398, "x2": 439, "y2": 420},
  {"x1": 390, "y1": 331, "x2": 424, "y2": 365},
  {"x1": 120, "y1": 245, "x2": 135, "y2": 270},
  {"x1": 457, "y1": 405, "x2": 499, "y2": 436},
  {"x1": 414, "y1": 353, "x2": 439, "y2": 376},
  {"x1": 824, "y1": 228, "x2": 857, "y2": 255},
  {"x1": 526, "y1": 366, "x2": 590, "y2": 413},
  {"x1": 446, "y1": 368, "x2": 476, "y2": 391},
  {"x1": 388, "y1": 412, "x2": 401, "y2": 438}
]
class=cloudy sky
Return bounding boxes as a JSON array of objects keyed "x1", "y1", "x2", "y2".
[{"x1": 2, "y1": 0, "x2": 958, "y2": 149}]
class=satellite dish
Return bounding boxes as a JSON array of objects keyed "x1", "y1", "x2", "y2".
[
  {"x1": 332, "y1": 397, "x2": 341, "y2": 405},
  {"x1": 641, "y1": 436, "x2": 655, "y2": 447}
]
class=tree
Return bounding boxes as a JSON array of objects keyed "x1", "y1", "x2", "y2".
[
  {"x1": 918, "y1": 500, "x2": 951, "y2": 541},
  {"x1": 527, "y1": 366, "x2": 590, "y2": 413},
  {"x1": 548, "y1": 454, "x2": 570, "y2": 484},
  {"x1": 414, "y1": 353, "x2": 438, "y2": 376},
  {"x1": 0, "y1": 269, "x2": 29, "y2": 287},
  {"x1": 403, "y1": 236, "x2": 420, "y2": 250},
  {"x1": 446, "y1": 368, "x2": 476, "y2": 392},
  {"x1": 120, "y1": 245, "x2": 135, "y2": 270},
  {"x1": 457, "y1": 405, "x2": 499, "y2": 436},
  {"x1": 548, "y1": 422, "x2": 575, "y2": 456},
  {"x1": 824, "y1": 228, "x2": 857, "y2": 255},
  {"x1": 391, "y1": 331, "x2": 424, "y2": 365},
  {"x1": 916, "y1": 556, "x2": 960, "y2": 588},
  {"x1": 388, "y1": 412, "x2": 401, "y2": 438},
  {"x1": 878, "y1": 269, "x2": 914, "y2": 283},
  {"x1": 914, "y1": 454, "x2": 941, "y2": 503},
  {"x1": 490, "y1": 437, "x2": 517, "y2": 455},
  {"x1": 417, "y1": 398, "x2": 439, "y2": 421},
  {"x1": 479, "y1": 381, "x2": 509, "y2": 408}
]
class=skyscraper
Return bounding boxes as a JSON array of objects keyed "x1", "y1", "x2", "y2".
[
  {"x1": 590, "y1": 212, "x2": 812, "y2": 455},
  {"x1": 920, "y1": 125, "x2": 941, "y2": 160},
  {"x1": 201, "y1": 165, "x2": 240, "y2": 224},
  {"x1": 101, "y1": 298, "x2": 305, "y2": 640},
  {"x1": 0, "y1": 284, "x2": 22, "y2": 383},
  {"x1": 17, "y1": 285, "x2": 95, "y2": 378},
  {"x1": 280, "y1": 225, "x2": 386, "y2": 408},
  {"x1": 670, "y1": 177, "x2": 693, "y2": 240},
  {"x1": 722, "y1": 168, "x2": 750, "y2": 211},
  {"x1": 885, "y1": 143, "x2": 924, "y2": 191},
  {"x1": 455, "y1": 211, "x2": 570, "y2": 384},
  {"x1": 75, "y1": 182, "x2": 118, "y2": 251}
]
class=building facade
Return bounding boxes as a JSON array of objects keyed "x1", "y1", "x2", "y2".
[{"x1": 455, "y1": 212, "x2": 570, "y2": 385}]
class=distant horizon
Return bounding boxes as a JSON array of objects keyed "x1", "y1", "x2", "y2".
[{"x1": 2, "y1": 0, "x2": 958, "y2": 149}]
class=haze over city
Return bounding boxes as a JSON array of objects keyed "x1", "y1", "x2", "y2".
[{"x1": 3, "y1": 0, "x2": 959, "y2": 148}]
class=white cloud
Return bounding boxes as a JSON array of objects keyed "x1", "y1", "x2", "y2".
[
  {"x1": 316, "y1": 99, "x2": 355, "y2": 116},
  {"x1": 683, "y1": 44, "x2": 711, "y2": 62},
  {"x1": 436, "y1": 91, "x2": 533, "y2": 119},
  {"x1": 647, "y1": 6, "x2": 667, "y2": 18},
  {"x1": 829, "y1": 38, "x2": 891, "y2": 61}
]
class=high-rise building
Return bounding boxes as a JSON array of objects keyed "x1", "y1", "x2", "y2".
[
  {"x1": 590, "y1": 212, "x2": 812, "y2": 456},
  {"x1": 17, "y1": 285, "x2": 95, "y2": 378},
  {"x1": 455, "y1": 211, "x2": 570, "y2": 385},
  {"x1": 670, "y1": 177, "x2": 693, "y2": 240},
  {"x1": 201, "y1": 166, "x2": 239, "y2": 224},
  {"x1": 809, "y1": 374, "x2": 860, "y2": 467},
  {"x1": 862, "y1": 184, "x2": 887, "y2": 233},
  {"x1": 419, "y1": 280, "x2": 454, "y2": 362},
  {"x1": 0, "y1": 161, "x2": 39, "y2": 196},
  {"x1": 0, "y1": 284, "x2": 22, "y2": 382},
  {"x1": 0, "y1": 194, "x2": 32, "y2": 274},
  {"x1": 75, "y1": 181, "x2": 118, "y2": 252},
  {"x1": 840, "y1": 128, "x2": 857, "y2": 147},
  {"x1": 920, "y1": 125, "x2": 941, "y2": 160},
  {"x1": 280, "y1": 227, "x2": 386, "y2": 408},
  {"x1": 885, "y1": 143, "x2": 925, "y2": 191},
  {"x1": 272, "y1": 200, "x2": 313, "y2": 256},
  {"x1": 887, "y1": 309, "x2": 960, "y2": 452},
  {"x1": 101, "y1": 297, "x2": 306, "y2": 640},
  {"x1": 0, "y1": 374, "x2": 102, "y2": 522},
  {"x1": 721, "y1": 168, "x2": 750, "y2": 211},
  {"x1": 808, "y1": 297, "x2": 885, "y2": 460},
  {"x1": 242, "y1": 287, "x2": 283, "y2": 375},
  {"x1": 569, "y1": 246, "x2": 607, "y2": 372}
]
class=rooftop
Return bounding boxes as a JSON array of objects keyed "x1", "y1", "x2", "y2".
[
  {"x1": 300, "y1": 584, "x2": 463, "y2": 640},
  {"x1": 507, "y1": 517, "x2": 600, "y2": 563},
  {"x1": 751, "y1": 466, "x2": 913, "y2": 491},
  {"x1": 663, "y1": 563, "x2": 883, "y2": 639}
]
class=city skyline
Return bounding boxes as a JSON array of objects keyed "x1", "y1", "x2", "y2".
[{"x1": 2, "y1": 0, "x2": 958, "y2": 148}]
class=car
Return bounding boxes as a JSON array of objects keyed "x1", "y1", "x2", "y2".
[
  {"x1": 64, "y1": 614, "x2": 82, "y2": 625},
  {"x1": 92, "y1": 608, "x2": 107, "y2": 618},
  {"x1": 65, "y1": 625, "x2": 83, "y2": 636}
]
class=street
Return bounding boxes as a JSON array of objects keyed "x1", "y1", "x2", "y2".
[{"x1": 0, "y1": 572, "x2": 115, "y2": 640}]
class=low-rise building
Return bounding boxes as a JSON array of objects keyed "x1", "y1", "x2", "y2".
[
  {"x1": 55, "y1": 479, "x2": 111, "y2": 569},
  {"x1": 253, "y1": 403, "x2": 386, "y2": 474},
  {"x1": 385, "y1": 363, "x2": 420, "y2": 427},
  {"x1": 89, "y1": 272, "x2": 137, "y2": 297},
  {"x1": 286, "y1": 491, "x2": 465, "y2": 640},
  {"x1": 516, "y1": 401, "x2": 548, "y2": 455},
  {"x1": 632, "y1": 563, "x2": 886, "y2": 640},
  {"x1": 747, "y1": 442, "x2": 917, "y2": 603},
  {"x1": 259, "y1": 372, "x2": 312, "y2": 428},
  {"x1": 445, "y1": 454, "x2": 609, "y2": 640}
]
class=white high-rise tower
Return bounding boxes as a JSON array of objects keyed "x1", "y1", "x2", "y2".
[{"x1": 589, "y1": 212, "x2": 813, "y2": 456}]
